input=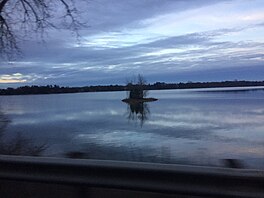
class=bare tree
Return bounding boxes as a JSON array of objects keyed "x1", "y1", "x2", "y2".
[
  {"x1": 126, "y1": 74, "x2": 148, "y2": 99},
  {"x1": 0, "y1": 0, "x2": 86, "y2": 60},
  {"x1": 137, "y1": 74, "x2": 148, "y2": 97}
]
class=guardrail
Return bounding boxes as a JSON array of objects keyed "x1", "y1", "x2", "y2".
[{"x1": 0, "y1": 155, "x2": 263, "y2": 197}]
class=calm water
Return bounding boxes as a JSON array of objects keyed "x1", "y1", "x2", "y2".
[{"x1": 1, "y1": 87, "x2": 264, "y2": 169}]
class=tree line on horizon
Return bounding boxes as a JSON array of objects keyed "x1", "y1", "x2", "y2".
[{"x1": 0, "y1": 80, "x2": 264, "y2": 95}]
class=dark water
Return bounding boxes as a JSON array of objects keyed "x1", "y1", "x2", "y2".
[{"x1": 0, "y1": 87, "x2": 264, "y2": 169}]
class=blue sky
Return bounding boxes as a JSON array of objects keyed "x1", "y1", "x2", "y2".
[{"x1": 0, "y1": 0, "x2": 264, "y2": 87}]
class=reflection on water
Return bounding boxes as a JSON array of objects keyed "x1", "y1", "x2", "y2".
[
  {"x1": 125, "y1": 102, "x2": 150, "y2": 127},
  {"x1": 0, "y1": 107, "x2": 47, "y2": 156},
  {"x1": 0, "y1": 88, "x2": 264, "y2": 169}
]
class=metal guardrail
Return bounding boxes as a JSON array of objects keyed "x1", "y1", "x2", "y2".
[{"x1": 0, "y1": 155, "x2": 263, "y2": 198}]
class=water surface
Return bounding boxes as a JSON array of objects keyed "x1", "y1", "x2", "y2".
[{"x1": 0, "y1": 87, "x2": 264, "y2": 169}]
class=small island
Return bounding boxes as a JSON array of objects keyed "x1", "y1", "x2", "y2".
[
  {"x1": 122, "y1": 98, "x2": 158, "y2": 103},
  {"x1": 122, "y1": 75, "x2": 158, "y2": 103}
]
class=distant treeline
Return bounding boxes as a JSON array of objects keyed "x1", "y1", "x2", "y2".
[{"x1": 1, "y1": 80, "x2": 264, "y2": 95}]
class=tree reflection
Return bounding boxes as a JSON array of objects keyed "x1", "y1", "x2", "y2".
[
  {"x1": 125, "y1": 101, "x2": 150, "y2": 127},
  {"x1": 0, "y1": 108, "x2": 47, "y2": 156}
]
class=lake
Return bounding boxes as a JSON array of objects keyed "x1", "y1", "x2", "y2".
[{"x1": 0, "y1": 87, "x2": 264, "y2": 169}]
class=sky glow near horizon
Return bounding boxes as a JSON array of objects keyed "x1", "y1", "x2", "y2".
[{"x1": 0, "y1": 0, "x2": 264, "y2": 87}]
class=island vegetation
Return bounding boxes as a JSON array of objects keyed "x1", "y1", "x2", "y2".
[
  {"x1": 122, "y1": 74, "x2": 158, "y2": 103},
  {"x1": 0, "y1": 80, "x2": 264, "y2": 95}
]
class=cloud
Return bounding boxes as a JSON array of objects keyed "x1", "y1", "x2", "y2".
[
  {"x1": 0, "y1": 0, "x2": 264, "y2": 87},
  {"x1": 0, "y1": 73, "x2": 31, "y2": 83}
]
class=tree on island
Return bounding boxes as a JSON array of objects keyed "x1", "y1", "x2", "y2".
[
  {"x1": 123, "y1": 74, "x2": 157, "y2": 103},
  {"x1": 126, "y1": 74, "x2": 149, "y2": 99}
]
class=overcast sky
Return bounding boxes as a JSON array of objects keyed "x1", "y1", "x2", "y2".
[{"x1": 0, "y1": 0, "x2": 264, "y2": 87}]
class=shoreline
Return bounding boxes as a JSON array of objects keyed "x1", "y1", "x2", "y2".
[{"x1": 1, "y1": 83, "x2": 264, "y2": 96}]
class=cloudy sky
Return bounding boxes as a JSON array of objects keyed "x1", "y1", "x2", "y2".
[{"x1": 0, "y1": 0, "x2": 264, "y2": 88}]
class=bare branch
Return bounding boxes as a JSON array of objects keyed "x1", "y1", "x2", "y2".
[
  {"x1": 0, "y1": 0, "x2": 9, "y2": 13},
  {"x1": 0, "y1": 0, "x2": 86, "y2": 60},
  {"x1": 0, "y1": 13, "x2": 21, "y2": 59}
]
